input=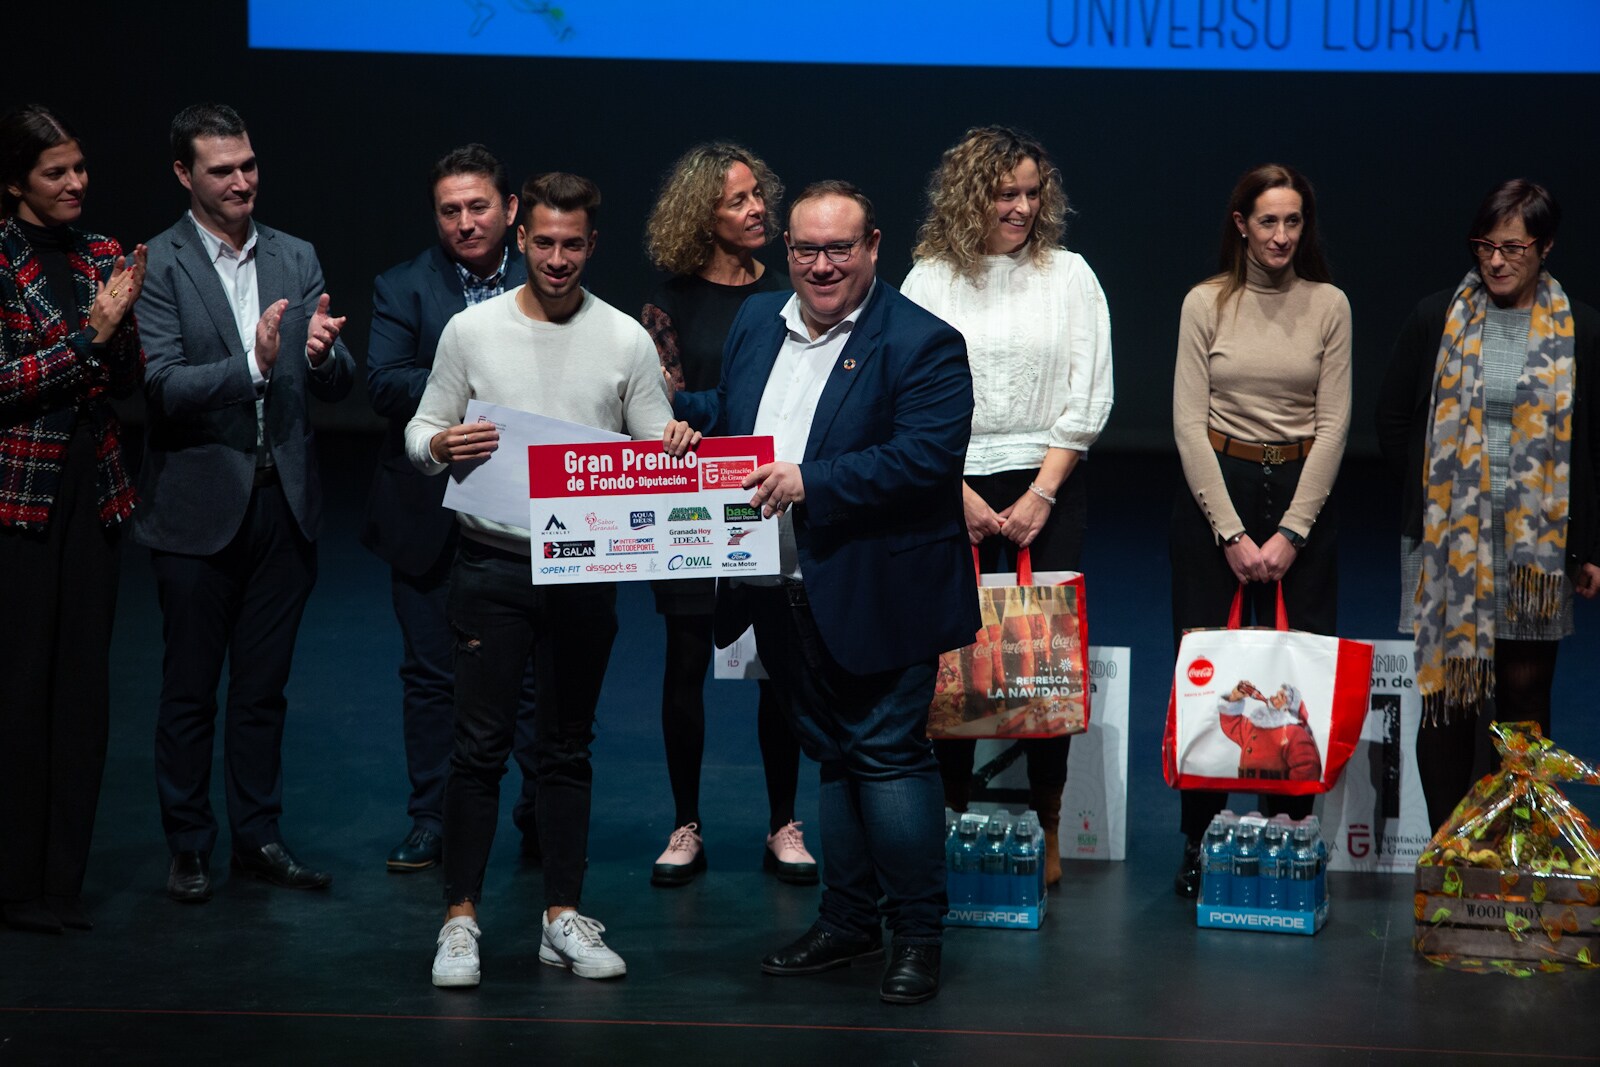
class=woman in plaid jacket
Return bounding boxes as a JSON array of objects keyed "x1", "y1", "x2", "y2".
[{"x1": 0, "y1": 105, "x2": 146, "y2": 934}]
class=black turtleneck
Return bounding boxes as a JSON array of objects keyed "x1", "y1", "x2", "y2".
[{"x1": 16, "y1": 216, "x2": 80, "y2": 322}]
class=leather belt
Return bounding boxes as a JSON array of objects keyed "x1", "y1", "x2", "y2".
[
  {"x1": 252, "y1": 465, "x2": 280, "y2": 489},
  {"x1": 1239, "y1": 768, "x2": 1288, "y2": 780},
  {"x1": 1208, "y1": 428, "x2": 1313, "y2": 466}
]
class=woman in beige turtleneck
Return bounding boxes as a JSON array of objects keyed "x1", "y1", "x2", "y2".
[{"x1": 1168, "y1": 163, "x2": 1351, "y2": 898}]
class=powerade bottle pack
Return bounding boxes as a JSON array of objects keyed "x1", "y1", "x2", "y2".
[
  {"x1": 981, "y1": 811, "x2": 1012, "y2": 905},
  {"x1": 1289, "y1": 823, "x2": 1318, "y2": 912},
  {"x1": 1259, "y1": 823, "x2": 1290, "y2": 910},
  {"x1": 950, "y1": 813, "x2": 985, "y2": 905},
  {"x1": 1230, "y1": 820, "x2": 1262, "y2": 907},
  {"x1": 1009, "y1": 814, "x2": 1039, "y2": 907},
  {"x1": 1200, "y1": 816, "x2": 1233, "y2": 907}
]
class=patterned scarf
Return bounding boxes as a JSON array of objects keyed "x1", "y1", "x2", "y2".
[{"x1": 1414, "y1": 269, "x2": 1575, "y2": 724}]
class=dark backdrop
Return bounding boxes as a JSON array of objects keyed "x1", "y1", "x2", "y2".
[{"x1": 15, "y1": 2, "x2": 1599, "y2": 453}]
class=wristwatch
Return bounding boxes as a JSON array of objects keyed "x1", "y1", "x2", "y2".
[
  {"x1": 1223, "y1": 531, "x2": 1246, "y2": 547},
  {"x1": 1277, "y1": 526, "x2": 1307, "y2": 549}
]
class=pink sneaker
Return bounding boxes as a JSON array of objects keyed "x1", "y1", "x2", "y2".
[
  {"x1": 764, "y1": 821, "x2": 819, "y2": 885},
  {"x1": 650, "y1": 823, "x2": 705, "y2": 886}
]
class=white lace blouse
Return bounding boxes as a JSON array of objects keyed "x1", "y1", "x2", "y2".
[{"x1": 901, "y1": 248, "x2": 1113, "y2": 476}]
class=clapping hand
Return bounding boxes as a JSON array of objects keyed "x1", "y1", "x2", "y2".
[
  {"x1": 306, "y1": 293, "x2": 346, "y2": 366},
  {"x1": 89, "y1": 244, "x2": 148, "y2": 342}
]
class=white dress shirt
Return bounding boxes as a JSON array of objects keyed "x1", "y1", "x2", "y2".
[
  {"x1": 750, "y1": 281, "x2": 876, "y2": 580},
  {"x1": 190, "y1": 212, "x2": 272, "y2": 465}
]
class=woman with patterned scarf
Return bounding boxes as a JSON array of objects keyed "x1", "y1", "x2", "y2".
[{"x1": 1377, "y1": 179, "x2": 1600, "y2": 834}]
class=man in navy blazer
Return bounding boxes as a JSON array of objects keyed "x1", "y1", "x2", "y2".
[
  {"x1": 361, "y1": 144, "x2": 540, "y2": 873},
  {"x1": 670, "y1": 181, "x2": 977, "y2": 1004},
  {"x1": 134, "y1": 105, "x2": 354, "y2": 902}
]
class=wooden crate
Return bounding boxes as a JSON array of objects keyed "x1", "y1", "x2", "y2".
[{"x1": 1413, "y1": 865, "x2": 1600, "y2": 965}]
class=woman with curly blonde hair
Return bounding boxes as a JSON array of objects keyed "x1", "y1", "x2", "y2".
[
  {"x1": 902, "y1": 125, "x2": 1112, "y2": 887},
  {"x1": 639, "y1": 143, "x2": 812, "y2": 889}
]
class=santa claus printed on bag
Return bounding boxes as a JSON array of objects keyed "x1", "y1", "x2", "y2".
[{"x1": 1217, "y1": 680, "x2": 1323, "y2": 782}]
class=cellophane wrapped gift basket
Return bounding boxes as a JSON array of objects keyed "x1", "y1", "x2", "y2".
[{"x1": 1414, "y1": 721, "x2": 1600, "y2": 975}]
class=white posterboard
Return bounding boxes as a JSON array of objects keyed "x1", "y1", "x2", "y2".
[
  {"x1": 972, "y1": 645, "x2": 1130, "y2": 862},
  {"x1": 1314, "y1": 639, "x2": 1433, "y2": 873}
]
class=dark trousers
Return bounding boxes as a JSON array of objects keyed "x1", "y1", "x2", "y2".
[
  {"x1": 936, "y1": 466, "x2": 1084, "y2": 800},
  {"x1": 1169, "y1": 453, "x2": 1337, "y2": 839},
  {"x1": 442, "y1": 539, "x2": 616, "y2": 908},
  {"x1": 152, "y1": 479, "x2": 317, "y2": 855},
  {"x1": 0, "y1": 428, "x2": 118, "y2": 903},
  {"x1": 391, "y1": 542, "x2": 540, "y2": 836},
  {"x1": 749, "y1": 583, "x2": 946, "y2": 945},
  {"x1": 1415, "y1": 639, "x2": 1559, "y2": 833},
  {"x1": 660, "y1": 611, "x2": 800, "y2": 833}
]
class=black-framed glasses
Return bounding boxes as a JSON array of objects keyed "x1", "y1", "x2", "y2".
[
  {"x1": 787, "y1": 235, "x2": 865, "y2": 265},
  {"x1": 1469, "y1": 238, "x2": 1537, "y2": 262}
]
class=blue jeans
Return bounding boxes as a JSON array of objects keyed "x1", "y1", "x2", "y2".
[{"x1": 748, "y1": 583, "x2": 946, "y2": 944}]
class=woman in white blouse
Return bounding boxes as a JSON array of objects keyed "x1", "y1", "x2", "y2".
[{"x1": 902, "y1": 125, "x2": 1113, "y2": 885}]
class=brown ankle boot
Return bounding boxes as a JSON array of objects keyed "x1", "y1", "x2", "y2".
[{"x1": 1031, "y1": 788, "x2": 1063, "y2": 887}]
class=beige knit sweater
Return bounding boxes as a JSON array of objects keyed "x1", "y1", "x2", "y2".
[{"x1": 1172, "y1": 259, "x2": 1352, "y2": 540}]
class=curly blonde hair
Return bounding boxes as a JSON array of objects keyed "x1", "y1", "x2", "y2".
[
  {"x1": 912, "y1": 126, "x2": 1070, "y2": 281},
  {"x1": 645, "y1": 143, "x2": 784, "y2": 276}
]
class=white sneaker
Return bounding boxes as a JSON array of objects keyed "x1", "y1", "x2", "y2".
[
  {"x1": 540, "y1": 909, "x2": 627, "y2": 979},
  {"x1": 431, "y1": 916, "x2": 481, "y2": 988}
]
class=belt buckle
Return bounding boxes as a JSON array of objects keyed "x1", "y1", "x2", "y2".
[{"x1": 1260, "y1": 443, "x2": 1284, "y2": 466}]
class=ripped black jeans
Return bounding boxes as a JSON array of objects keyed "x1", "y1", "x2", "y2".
[{"x1": 442, "y1": 537, "x2": 617, "y2": 908}]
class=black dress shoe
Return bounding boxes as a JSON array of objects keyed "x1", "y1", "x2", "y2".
[
  {"x1": 232, "y1": 842, "x2": 332, "y2": 890},
  {"x1": 387, "y1": 827, "x2": 442, "y2": 872},
  {"x1": 3, "y1": 899, "x2": 63, "y2": 934},
  {"x1": 1174, "y1": 837, "x2": 1202, "y2": 899},
  {"x1": 880, "y1": 944, "x2": 941, "y2": 1004},
  {"x1": 44, "y1": 895, "x2": 93, "y2": 930},
  {"x1": 761, "y1": 924, "x2": 883, "y2": 976},
  {"x1": 167, "y1": 851, "x2": 213, "y2": 904}
]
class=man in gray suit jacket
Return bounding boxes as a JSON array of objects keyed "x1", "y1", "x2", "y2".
[{"x1": 134, "y1": 104, "x2": 354, "y2": 904}]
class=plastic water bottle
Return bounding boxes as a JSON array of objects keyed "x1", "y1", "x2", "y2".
[
  {"x1": 1201, "y1": 817, "x2": 1233, "y2": 906},
  {"x1": 950, "y1": 813, "x2": 985, "y2": 905},
  {"x1": 1260, "y1": 824, "x2": 1290, "y2": 910},
  {"x1": 1230, "y1": 822, "x2": 1261, "y2": 907},
  {"x1": 1306, "y1": 816, "x2": 1330, "y2": 907},
  {"x1": 1289, "y1": 824, "x2": 1318, "y2": 912},
  {"x1": 1009, "y1": 815, "x2": 1039, "y2": 907},
  {"x1": 981, "y1": 811, "x2": 1012, "y2": 905}
]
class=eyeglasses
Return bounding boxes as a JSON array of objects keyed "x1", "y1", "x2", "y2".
[
  {"x1": 787, "y1": 235, "x2": 865, "y2": 265},
  {"x1": 1469, "y1": 238, "x2": 1537, "y2": 262}
]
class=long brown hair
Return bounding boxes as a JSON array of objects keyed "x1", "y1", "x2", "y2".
[{"x1": 1213, "y1": 163, "x2": 1331, "y2": 303}]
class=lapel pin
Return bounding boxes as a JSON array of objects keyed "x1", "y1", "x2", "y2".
[{"x1": 843, "y1": 358, "x2": 857, "y2": 371}]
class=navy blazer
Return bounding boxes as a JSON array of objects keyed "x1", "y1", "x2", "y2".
[
  {"x1": 360, "y1": 243, "x2": 528, "y2": 574},
  {"x1": 132, "y1": 216, "x2": 355, "y2": 555},
  {"x1": 698, "y1": 283, "x2": 980, "y2": 676}
]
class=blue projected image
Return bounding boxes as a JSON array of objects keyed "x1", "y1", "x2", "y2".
[{"x1": 248, "y1": 1, "x2": 1600, "y2": 74}]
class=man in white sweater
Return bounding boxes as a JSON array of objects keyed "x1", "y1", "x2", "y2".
[{"x1": 404, "y1": 172, "x2": 672, "y2": 989}]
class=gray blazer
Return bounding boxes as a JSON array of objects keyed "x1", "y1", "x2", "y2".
[{"x1": 132, "y1": 215, "x2": 355, "y2": 555}]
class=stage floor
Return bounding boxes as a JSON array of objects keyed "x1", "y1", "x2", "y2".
[{"x1": 4, "y1": 439, "x2": 1598, "y2": 1065}]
